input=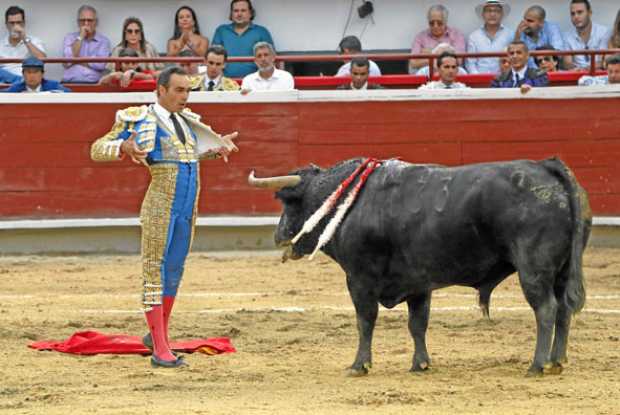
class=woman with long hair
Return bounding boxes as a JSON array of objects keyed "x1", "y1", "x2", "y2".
[
  {"x1": 167, "y1": 6, "x2": 209, "y2": 57},
  {"x1": 107, "y1": 17, "x2": 162, "y2": 72}
]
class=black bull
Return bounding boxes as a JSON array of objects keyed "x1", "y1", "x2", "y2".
[{"x1": 249, "y1": 157, "x2": 592, "y2": 376}]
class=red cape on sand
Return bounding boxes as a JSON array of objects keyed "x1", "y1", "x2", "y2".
[{"x1": 29, "y1": 330, "x2": 235, "y2": 355}]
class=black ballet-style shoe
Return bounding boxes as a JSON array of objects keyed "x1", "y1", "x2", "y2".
[
  {"x1": 142, "y1": 333, "x2": 153, "y2": 351},
  {"x1": 142, "y1": 333, "x2": 179, "y2": 357},
  {"x1": 150, "y1": 354, "x2": 187, "y2": 368}
]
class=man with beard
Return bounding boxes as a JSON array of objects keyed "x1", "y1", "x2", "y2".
[
  {"x1": 241, "y1": 41, "x2": 294, "y2": 93},
  {"x1": 563, "y1": 0, "x2": 610, "y2": 69},
  {"x1": 514, "y1": 5, "x2": 564, "y2": 68},
  {"x1": 212, "y1": 0, "x2": 274, "y2": 78}
]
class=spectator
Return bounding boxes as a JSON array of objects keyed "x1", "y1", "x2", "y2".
[
  {"x1": 1, "y1": 57, "x2": 70, "y2": 93},
  {"x1": 212, "y1": 0, "x2": 274, "y2": 78},
  {"x1": 515, "y1": 5, "x2": 564, "y2": 68},
  {"x1": 62, "y1": 5, "x2": 111, "y2": 83},
  {"x1": 107, "y1": 17, "x2": 163, "y2": 73},
  {"x1": 335, "y1": 35, "x2": 381, "y2": 77},
  {"x1": 241, "y1": 41, "x2": 293, "y2": 92},
  {"x1": 491, "y1": 41, "x2": 548, "y2": 93},
  {"x1": 419, "y1": 51, "x2": 469, "y2": 90},
  {"x1": 199, "y1": 45, "x2": 240, "y2": 91},
  {"x1": 416, "y1": 43, "x2": 467, "y2": 77},
  {"x1": 99, "y1": 47, "x2": 155, "y2": 88},
  {"x1": 498, "y1": 47, "x2": 511, "y2": 73},
  {"x1": 466, "y1": 0, "x2": 513, "y2": 74},
  {"x1": 337, "y1": 58, "x2": 383, "y2": 90},
  {"x1": 178, "y1": 49, "x2": 200, "y2": 75},
  {"x1": 1, "y1": 6, "x2": 46, "y2": 82},
  {"x1": 410, "y1": 5, "x2": 465, "y2": 73},
  {"x1": 563, "y1": 0, "x2": 610, "y2": 70},
  {"x1": 578, "y1": 54, "x2": 620, "y2": 85},
  {"x1": 534, "y1": 45, "x2": 561, "y2": 73},
  {"x1": 607, "y1": 9, "x2": 620, "y2": 50},
  {"x1": 167, "y1": 6, "x2": 209, "y2": 59}
]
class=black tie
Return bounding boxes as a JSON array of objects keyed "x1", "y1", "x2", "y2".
[
  {"x1": 207, "y1": 80, "x2": 215, "y2": 91},
  {"x1": 170, "y1": 113, "x2": 186, "y2": 144},
  {"x1": 514, "y1": 73, "x2": 520, "y2": 87}
]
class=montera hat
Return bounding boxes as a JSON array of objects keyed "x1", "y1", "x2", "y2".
[
  {"x1": 22, "y1": 56, "x2": 44, "y2": 70},
  {"x1": 475, "y1": 0, "x2": 511, "y2": 18}
]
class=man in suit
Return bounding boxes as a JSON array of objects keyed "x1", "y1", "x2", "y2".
[
  {"x1": 90, "y1": 67, "x2": 238, "y2": 368},
  {"x1": 491, "y1": 41, "x2": 548, "y2": 94},
  {"x1": 337, "y1": 57, "x2": 383, "y2": 90}
]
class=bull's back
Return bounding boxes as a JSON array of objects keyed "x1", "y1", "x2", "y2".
[{"x1": 337, "y1": 159, "x2": 572, "y2": 285}]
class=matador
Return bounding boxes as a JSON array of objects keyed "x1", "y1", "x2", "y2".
[{"x1": 90, "y1": 67, "x2": 238, "y2": 368}]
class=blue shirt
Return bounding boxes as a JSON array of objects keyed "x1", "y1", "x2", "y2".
[
  {"x1": 1, "y1": 78, "x2": 71, "y2": 93},
  {"x1": 520, "y1": 21, "x2": 564, "y2": 68},
  {"x1": 212, "y1": 23, "x2": 275, "y2": 78},
  {"x1": 466, "y1": 25, "x2": 514, "y2": 74},
  {"x1": 563, "y1": 22, "x2": 610, "y2": 69}
]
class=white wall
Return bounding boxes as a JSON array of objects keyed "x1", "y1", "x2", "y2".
[{"x1": 1, "y1": 0, "x2": 618, "y2": 80}]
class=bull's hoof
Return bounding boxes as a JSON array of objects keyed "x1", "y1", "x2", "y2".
[
  {"x1": 526, "y1": 362, "x2": 553, "y2": 377},
  {"x1": 545, "y1": 362, "x2": 564, "y2": 375},
  {"x1": 410, "y1": 361, "x2": 430, "y2": 373},
  {"x1": 347, "y1": 362, "x2": 371, "y2": 377}
]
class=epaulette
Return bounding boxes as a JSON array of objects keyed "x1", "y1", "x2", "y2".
[
  {"x1": 116, "y1": 105, "x2": 149, "y2": 123},
  {"x1": 188, "y1": 74, "x2": 204, "y2": 91},
  {"x1": 181, "y1": 107, "x2": 201, "y2": 122}
]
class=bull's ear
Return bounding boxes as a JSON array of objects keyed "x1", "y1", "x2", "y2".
[{"x1": 309, "y1": 163, "x2": 321, "y2": 172}]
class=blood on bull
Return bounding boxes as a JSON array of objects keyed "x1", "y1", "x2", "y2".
[{"x1": 249, "y1": 157, "x2": 591, "y2": 376}]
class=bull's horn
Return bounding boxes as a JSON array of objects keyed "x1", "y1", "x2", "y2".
[{"x1": 248, "y1": 171, "x2": 301, "y2": 189}]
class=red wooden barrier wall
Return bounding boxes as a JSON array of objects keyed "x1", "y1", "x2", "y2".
[{"x1": 1, "y1": 90, "x2": 619, "y2": 219}]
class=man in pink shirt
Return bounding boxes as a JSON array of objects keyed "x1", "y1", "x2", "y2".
[{"x1": 410, "y1": 4, "x2": 466, "y2": 74}]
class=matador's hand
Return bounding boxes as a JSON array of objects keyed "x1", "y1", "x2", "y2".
[
  {"x1": 218, "y1": 132, "x2": 239, "y2": 162},
  {"x1": 120, "y1": 131, "x2": 148, "y2": 165}
]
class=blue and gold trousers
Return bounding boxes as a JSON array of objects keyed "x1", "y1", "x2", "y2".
[{"x1": 140, "y1": 162, "x2": 200, "y2": 310}]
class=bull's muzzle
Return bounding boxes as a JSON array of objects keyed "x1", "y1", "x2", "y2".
[{"x1": 247, "y1": 171, "x2": 302, "y2": 190}]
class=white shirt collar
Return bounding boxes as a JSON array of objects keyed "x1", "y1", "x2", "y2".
[
  {"x1": 512, "y1": 66, "x2": 528, "y2": 79},
  {"x1": 25, "y1": 84, "x2": 42, "y2": 93},
  {"x1": 205, "y1": 74, "x2": 222, "y2": 87},
  {"x1": 153, "y1": 102, "x2": 172, "y2": 120},
  {"x1": 351, "y1": 82, "x2": 368, "y2": 90}
]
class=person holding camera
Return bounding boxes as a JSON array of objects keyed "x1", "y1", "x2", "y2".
[{"x1": 1, "y1": 6, "x2": 46, "y2": 83}]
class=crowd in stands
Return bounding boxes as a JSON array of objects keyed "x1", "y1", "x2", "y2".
[{"x1": 1, "y1": 0, "x2": 620, "y2": 94}]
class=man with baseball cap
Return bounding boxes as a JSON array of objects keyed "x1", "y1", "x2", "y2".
[
  {"x1": 466, "y1": 0, "x2": 514, "y2": 74},
  {"x1": 1, "y1": 57, "x2": 71, "y2": 92}
]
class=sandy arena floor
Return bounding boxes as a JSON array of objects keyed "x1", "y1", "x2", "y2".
[{"x1": 0, "y1": 247, "x2": 619, "y2": 415}]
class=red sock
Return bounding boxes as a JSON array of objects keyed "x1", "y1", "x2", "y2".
[{"x1": 144, "y1": 305, "x2": 176, "y2": 361}]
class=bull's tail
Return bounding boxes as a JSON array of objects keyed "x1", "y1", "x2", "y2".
[{"x1": 541, "y1": 157, "x2": 591, "y2": 313}]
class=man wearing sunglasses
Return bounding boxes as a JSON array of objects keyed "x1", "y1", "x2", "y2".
[
  {"x1": 410, "y1": 4, "x2": 465, "y2": 74},
  {"x1": 62, "y1": 5, "x2": 110, "y2": 83}
]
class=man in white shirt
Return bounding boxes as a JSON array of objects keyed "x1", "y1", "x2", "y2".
[
  {"x1": 241, "y1": 41, "x2": 294, "y2": 93},
  {"x1": 419, "y1": 51, "x2": 469, "y2": 90},
  {"x1": 335, "y1": 35, "x2": 381, "y2": 77},
  {"x1": 578, "y1": 54, "x2": 620, "y2": 85},
  {"x1": 0, "y1": 6, "x2": 46, "y2": 82},
  {"x1": 466, "y1": 0, "x2": 513, "y2": 74},
  {"x1": 563, "y1": 0, "x2": 610, "y2": 69}
]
